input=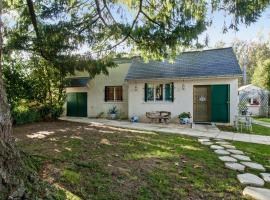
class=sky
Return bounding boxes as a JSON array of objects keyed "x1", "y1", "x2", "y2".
[
  {"x1": 109, "y1": 3, "x2": 270, "y2": 52},
  {"x1": 203, "y1": 6, "x2": 270, "y2": 47}
]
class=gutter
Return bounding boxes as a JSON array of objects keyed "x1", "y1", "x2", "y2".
[{"x1": 125, "y1": 74, "x2": 243, "y2": 82}]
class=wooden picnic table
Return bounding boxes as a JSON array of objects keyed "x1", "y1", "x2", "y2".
[{"x1": 146, "y1": 111, "x2": 171, "y2": 123}]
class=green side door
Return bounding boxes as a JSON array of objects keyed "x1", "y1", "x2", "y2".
[
  {"x1": 67, "y1": 92, "x2": 87, "y2": 117},
  {"x1": 211, "y1": 85, "x2": 230, "y2": 123}
]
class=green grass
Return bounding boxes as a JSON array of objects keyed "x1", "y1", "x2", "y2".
[
  {"x1": 61, "y1": 169, "x2": 81, "y2": 184},
  {"x1": 218, "y1": 123, "x2": 270, "y2": 136},
  {"x1": 253, "y1": 117, "x2": 270, "y2": 123},
  {"x1": 14, "y1": 121, "x2": 251, "y2": 200},
  {"x1": 232, "y1": 141, "x2": 270, "y2": 188}
]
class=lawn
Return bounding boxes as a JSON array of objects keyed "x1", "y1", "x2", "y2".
[
  {"x1": 218, "y1": 123, "x2": 270, "y2": 136},
  {"x1": 14, "y1": 121, "x2": 250, "y2": 200},
  {"x1": 253, "y1": 117, "x2": 270, "y2": 123},
  {"x1": 232, "y1": 141, "x2": 270, "y2": 189}
]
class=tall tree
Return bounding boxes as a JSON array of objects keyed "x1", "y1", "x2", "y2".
[
  {"x1": 0, "y1": 0, "x2": 12, "y2": 142},
  {"x1": 232, "y1": 39, "x2": 270, "y2": 85},
  {"x1": 252, "y1": 59, "x2": 270, "y2": 90}
]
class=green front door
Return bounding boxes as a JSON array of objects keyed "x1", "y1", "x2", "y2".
[
  {"x1": 67, "y1": 92, "x2": 87, "y2": 117},
  {"x1": 211, "y1": 85, "x2": 230, "y2": 123}
]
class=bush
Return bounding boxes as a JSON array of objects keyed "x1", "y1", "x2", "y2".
[
  {"x1": 12, "y1": 105, "x2": 42, "y2": 125},
  {"x1": 11, "y1": 101, "x2": 63, "y2": 125}
]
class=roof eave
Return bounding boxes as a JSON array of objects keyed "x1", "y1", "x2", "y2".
[{"x1": 125, "y1": 74, "x2": 242, "y2": 82}]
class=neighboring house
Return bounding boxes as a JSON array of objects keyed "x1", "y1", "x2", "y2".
[
  {"x1": 65, "y1": 47, "x2": 242, "y2": 124},
  {"x1": 238, "y1": 84, "x2": 269, "y2": 116}
]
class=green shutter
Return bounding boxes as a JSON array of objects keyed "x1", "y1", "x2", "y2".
[
  {"x1": 211, "y1": 85, "x2": 229, "y2": 122},
  {"x1": 77, "y1": 93, "x2": 87, "y2": 117},
  {"x1": 67, "y1": 92, "x2": 87, "y2": 117},
  {"x1": 67, "y1": 93, "x2": 77, "y2": 116},
  {"x1": 104, "y1": 86, "x2": 108, "y2": 102},
  {"x1": 165, "y1": 83, "x2": 174, "y2": 102},
  {"x1": 171, "y1": 83, "x2": 174, "y2": 102},
  {"x1": 144, "y1": 83, "x2": 148, "y2": 102}
]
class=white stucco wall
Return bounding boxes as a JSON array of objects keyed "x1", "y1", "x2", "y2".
[
  {"x1": 128, "y1": 77, "x2": 239, "y2": 124},
  {"x1": 65, "y1": 62, "x2": 130, "y2": 118},
  {"x1": 65, "y1": 62, "x2": 239, "y2": 124}
]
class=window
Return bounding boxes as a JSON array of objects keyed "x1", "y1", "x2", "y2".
[
  {"x1": 105, "y1": 86, "x2": 123, "y2": 102},
  {"x1": 248, "y1": 98, "x2": 260, "y2": 105},
  {"x1": 145, "y1": 83, "x2": 174, "y2": 102},
  {"x1": 155, "y1": 84, "x2": 163, "y2": 101}
]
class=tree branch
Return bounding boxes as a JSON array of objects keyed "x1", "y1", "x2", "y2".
[
  {"x1": 94, "y1": 0, "x2": 108, "y2": 26},
  {"x1": 93, "y1": 0, "x2": 142, "y2": 53},
  {"x1": 25, "y1": 0, "x2": 51, "y2": 61},
  {"x1": 26, "y1": 0, "x2": 40, "y2": 40}
]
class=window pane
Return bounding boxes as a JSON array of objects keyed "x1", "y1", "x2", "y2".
[
  {"x1": 147, "y1": 84, "x2": 154, "y2": 101},
  {"x1": 165, "y1": 83, "x2": 173, "y2": 101},
  {"x1": 115, "y1": 86, "x2": 123, "y2": 101},
  {"x1": 155, "y1": 84, "x2": 163, "y2": 101},
  {"x1": 105, "y1": 86, "x2": 114, "y2": 101}
]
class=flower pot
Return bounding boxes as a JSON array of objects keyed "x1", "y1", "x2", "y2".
[
  {"x1": 110, "y1": 113, "x2": 117, "y2": 119},
  {"x1": 180, "y1": 117, "x2": 190, "y2": 124}
]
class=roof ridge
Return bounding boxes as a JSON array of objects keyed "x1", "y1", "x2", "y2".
[{"x1": 182, "y1": 47, "x2": 233, "y2": 54}]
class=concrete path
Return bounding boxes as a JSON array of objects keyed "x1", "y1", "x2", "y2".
[
  {"x1": 60, "y1": 117, "x2": 270, "y2": 145},
  {"x1": 253, "y1": 119, "x2": 270, "y2": 128}
]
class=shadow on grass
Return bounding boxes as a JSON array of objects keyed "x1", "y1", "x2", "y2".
[{"x1": 14, "y1": 121, "x2": 248, "y2": 200}]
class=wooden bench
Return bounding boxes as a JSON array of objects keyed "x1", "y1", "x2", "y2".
[{"x1": 146, "y1": 111, "x2": 171, "y2": 123}]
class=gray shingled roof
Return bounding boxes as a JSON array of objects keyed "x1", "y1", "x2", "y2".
[{"x1": 125, "y1": 47, "x2": 242, "y2": 80}]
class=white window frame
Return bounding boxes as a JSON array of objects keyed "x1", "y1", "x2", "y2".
[{"x1": 145, "y1": 82, "x2": 173, "y2": 102}]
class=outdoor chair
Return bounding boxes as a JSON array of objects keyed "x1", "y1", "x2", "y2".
[{"x1": 234, "y1": 115, "x2": 252, "y2": 132}]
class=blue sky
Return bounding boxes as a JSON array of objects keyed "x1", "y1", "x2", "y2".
[
  {"x1": 203, "y1": 6, "x2": 270, "y2": 47},
  {"x1": 110, "y1": 3, "x2": 270, "y2": 51}
]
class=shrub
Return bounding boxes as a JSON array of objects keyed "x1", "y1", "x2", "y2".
[
  {"x1": 12, "y1": 104, "x2": 42, "y2": 125},
  {"x1": 11, "y1": 100, "x2": 63, "y2": 125}
]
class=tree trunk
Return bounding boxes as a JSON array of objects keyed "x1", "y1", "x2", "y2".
[{"x1": 0, "y1": 0, "x2": 12, "y2": 142}]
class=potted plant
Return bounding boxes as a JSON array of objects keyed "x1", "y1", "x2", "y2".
[
  {"x1": 178, "y1": 112, "x2": 191, "y2": 124},
  {"x1": 108, "y1": 106, "x2": 118, "y2": 119}
]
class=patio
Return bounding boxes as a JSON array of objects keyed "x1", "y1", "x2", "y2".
[{"x1": 60, "y1": 117, "x2": 270, "y2": 145}]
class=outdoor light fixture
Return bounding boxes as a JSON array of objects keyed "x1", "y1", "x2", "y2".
[{"x1": 182, "y1": 82, "x2": 185, "y2": 90}]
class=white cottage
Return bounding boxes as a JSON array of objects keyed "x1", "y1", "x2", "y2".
[{"x1": 65, "y1": 47, "x2": 242, "y2": 124}]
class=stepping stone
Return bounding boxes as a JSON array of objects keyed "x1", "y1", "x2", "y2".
[
  {"x1": 213, "y1": 138, "x2": 224, "y2": 141},
  {"x1": 219, "y1": 156, "x2": 237, "y2": 162},
  {"x1": 210, "y1": 145, "x2": 224, "y2": 150},
  {"x1": 214, "y1": 149, "x2": 230, "y2": 155},
  {"x1": 200, "y1": 141, "x2": 213, "y2": 146},
  {"x1": 225, "y1": 162, "x2": 245, "y2": 171},
  {"x1": 216, "y1": 141, "x2": 230, "y2": 145},
  {"x1": 198, "y1": 138, "x2": 210, "y2": 142},
  {"x1": 231, "y1": 154, "x2": 251, "y2": 161},
  {"x1": 237, "y1": 173, "x2": 265, "y2": 186},
  {"x1": 241, "y1": 162, "x2": 266, "y2": 171},
  {"x1": 221, "y1": 144, "x2": 236, "y2": 149},
  {"x1": 243, "y1": 187, "x2": 270, "y2": 200},
  {"x1": 260, "y1": 173, "x2": 270, "y2": 182},
  {"x1": 227, "y1": 149, "x2": 244, "y2": 155}
]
